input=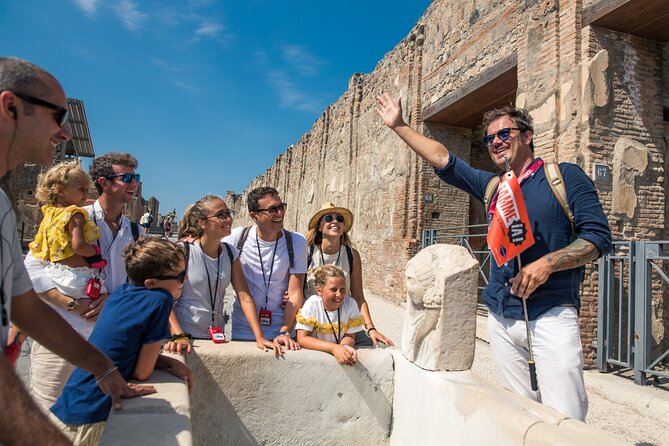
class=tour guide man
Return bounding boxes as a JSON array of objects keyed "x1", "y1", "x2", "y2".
[{"x1": 376, "y1": 92, "x2": 611, "y2": 421}]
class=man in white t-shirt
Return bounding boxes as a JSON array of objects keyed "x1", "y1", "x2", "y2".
[
  {"x1": 0, "y1": 57, "x2": 152, "y2": 445},
  {"x1": 24, "y1": 151, "x2": 143, "y2": 411},
  {"x1": 223, "y1": 187, "x2": 307, "y2": 350}
]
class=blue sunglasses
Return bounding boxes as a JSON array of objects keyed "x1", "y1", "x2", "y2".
[{"x1": 106, "y1": 173, "x2": 141, "y2": 184}]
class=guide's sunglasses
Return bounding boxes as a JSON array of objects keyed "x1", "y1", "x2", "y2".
[
  {"x1": 323, "y1": 214, "x2": 344, "y2": 223},
  {"x1": 256, "y1": 203, "x2": 287, "y2": 215},
  {"x1": 482, "y1": 127, "x2": 521, "y2": 147},
  {"x1": 152, "y1": 269, "x2": 187, "y2": 283},
  {"x1": 207, "y1": 211, "x2": 233, "y2": 222},
  {"x1": 105, "y1": 173, "x2": 141, "y2": 184},
  {"x1": 11, "y1": 91, "x2": 69, "y2": 127}
]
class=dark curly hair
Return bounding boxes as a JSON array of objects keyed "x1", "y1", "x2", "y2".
[
  {"x1": 481, "y1": 106, "x2": 535, "y2": 152},
  {"x1": 89, "y1": 152, "x2": 138, "y2": 194}
]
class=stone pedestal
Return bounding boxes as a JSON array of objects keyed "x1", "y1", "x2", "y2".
[{"x1": 401, "y1": 244, "x2": 479, "y2": 371}]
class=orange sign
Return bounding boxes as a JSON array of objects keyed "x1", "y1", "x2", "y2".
[{"x1": 487, "y1": 171, "x2": 535, "y2": 267}]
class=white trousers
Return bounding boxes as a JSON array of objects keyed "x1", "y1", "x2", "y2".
[
  {"x1": 487, "y1": 306, "x2": 588, "y2": 421},
  {"x1": 30, "y1": 341, "x2": 75, "y2": 413}
]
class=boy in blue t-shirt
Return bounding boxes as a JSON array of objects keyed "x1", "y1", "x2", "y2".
[{"x1": 50, "y1": 237, "x2": 193, "y2": 444}]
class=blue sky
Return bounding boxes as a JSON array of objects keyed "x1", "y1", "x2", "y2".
[{"x1": 1, "y1": 0, "x2": 431, "y2": 217}]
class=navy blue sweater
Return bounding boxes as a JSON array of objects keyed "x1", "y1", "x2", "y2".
[{"x1": 435, "y1": 154, "x2": 612, "y2": 320}]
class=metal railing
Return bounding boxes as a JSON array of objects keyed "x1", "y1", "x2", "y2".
[
  {"x1": 424, "y1": 228, "x2": 669, "y2": 386},
  {"x1": 598, "y1": 240, "x2": 669, "y2": 385},
  {"x1": 422, "y1": 225, "x2": 491, "y2": 302}
]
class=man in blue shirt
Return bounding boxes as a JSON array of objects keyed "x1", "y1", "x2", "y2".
[{"x1": 376, "y1": 93, "x2": 611, "y2": 420}]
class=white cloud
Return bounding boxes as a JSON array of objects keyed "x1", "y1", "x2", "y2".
[
  {"x1": 73, "y1": 0, "x2": 97, "y2": 14},
  {"x1": 152, "y1": 58, "x2": 184, "y2": 73},
  {"x1": 281, "y1": 45, "x2": 324, "y2": 76},
  {"x1": 113, "y1": 0, "x2": 146, "y2": 31},
  {"x1": 173, "y1": 80, "x2": 199, "y2": 92},
  {"x1": 266, "y1": 70, "x2": 321, "y2": 113},
  {"x1": 195, "y1": 20, "x2": 224, "y2": 38}
]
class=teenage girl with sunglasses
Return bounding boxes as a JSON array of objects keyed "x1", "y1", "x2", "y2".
[
  {"x1": 164, "y1": 195, "x2": 280, "y2": 355},
  {"x1": 305, "y1": 202, "x2": 394, "y2": 348}
]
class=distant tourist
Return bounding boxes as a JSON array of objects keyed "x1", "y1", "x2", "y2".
[
  {"x1": 163, "y1": 216, "x2": 173, "y2": 238},
  {"x1": 50, "y1": 237, "x2": 193, "y2": 444},
  {"x1": 376, "y1": 92, "x2": 611, "y2": 420},
  {"x1": 223, "y1": 187, "x2": 307, "y2": 349},
  {"x1": 296, "y1": 265, "x2": 364, "y2": 365},
  {"x1": 140, "y1": 210, "x2": 153, "y2": 229},
  {"x1": 25, "y1": 152, "x2": 144, "y2": 413},
  {"x1": 0, "y1": 57, "x2": 146, "y2": 445},
  {"x1": 164, "y1": 195, "x2": 279, "y2": 355},
  {"x1": 305, "y1": 202, "x2": 394, "y2": 347}
]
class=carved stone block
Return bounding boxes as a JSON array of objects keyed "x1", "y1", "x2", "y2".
[{"x1": 401, "y1": 244, "x2": 479, "y2": 371}]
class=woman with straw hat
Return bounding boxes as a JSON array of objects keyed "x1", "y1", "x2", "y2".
[{"x1": 305, "y1": 202, "x2": 394, "y2": 347}]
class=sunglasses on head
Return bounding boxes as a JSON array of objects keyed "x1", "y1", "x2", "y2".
[
  {"x1": 323, "y1": 214, "x2": 344, "y2": 223},
  {"x1": 482, "y1": 127, "x2": 521, "y2": 147},
  {"x1": 12, "y1": 91, "x2": 69, "y2": 127},
  {"x1": 256, "y1": 203, "x2": 287, "y2": 215},
  {"x1": 152, "y1": 269, "x2": 187, "y2": 283},
  {"x1": 105, "y1": 173, "x2": 141, "y2": 184}
]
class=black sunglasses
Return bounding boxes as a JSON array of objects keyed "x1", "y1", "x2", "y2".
[
  {"x1": 105, "y1": 173, "x2": 141, "y2": 184},
  {"x1": 323, "y1": 214, "x2": 344, "y2": 223},
  {"x1": 207, "y1": 211, "x2": 233, "y2": 222},
  {"x1": 12, "y1": 91, "x2": 69, "y2": 127},
  {"x1": 256, "y1": 203, "x2": 287, "y2": 215},
  {"x1": 152, "y1": 269, "x2": 187, "y2": 283},
  {"x1": 482, "y1": 127, "x2": 521, "y2": 147}
]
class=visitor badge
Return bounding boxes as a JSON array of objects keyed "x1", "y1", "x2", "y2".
[{"x1": 259, "y1": 307, "x2": 272, "y2": 326}]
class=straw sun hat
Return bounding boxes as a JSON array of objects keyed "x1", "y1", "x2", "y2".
[{"x1": 308, "y1": 202, "x2": 354, "y2": 233}]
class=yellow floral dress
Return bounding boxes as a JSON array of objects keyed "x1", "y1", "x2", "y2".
[{"x1": 29, "y1": 204, "x2": 101, "y2": 262}]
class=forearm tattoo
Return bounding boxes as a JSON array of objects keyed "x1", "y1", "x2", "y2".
[{"x1": 545, "y1": 239, "x2": 599, "y2": 273}]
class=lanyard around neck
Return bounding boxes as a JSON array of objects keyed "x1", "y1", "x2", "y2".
[
  {"x1": 256, "y1": 234, "x2": 279, "y2": 307},
  {"x1": 92, "y1": 208, "x2": 121, "y2": 259},
  {"x1": 200, "y1": 242, "x2": 222, "y2": 326},
  {"x1": 323, "y1": 307, "x2": 342, "y2": 344},
  {"x1": 488, "y1": 158, "x2": 544, "y2": 218},
  {"x1": 319, "y1": 244, "x2": 341, "y2": 267}
]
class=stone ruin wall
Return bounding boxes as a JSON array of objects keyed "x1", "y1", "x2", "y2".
[{"x1": 227, "y1": 0, "x2": 669, "y2": 364}]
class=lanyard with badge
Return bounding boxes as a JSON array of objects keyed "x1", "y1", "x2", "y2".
[
  {"x1": 202, "y1": 242, "x2": 226, "y2": 343},
  {"x1": 323, "y1": 308, "x2": 342, "y2": 344},
  {"x1": 256, "y1": 236, "x2": 279, "y2": 326},
  {"x1": 87, "y1": 210, "x2": 120, "y2": 299}
]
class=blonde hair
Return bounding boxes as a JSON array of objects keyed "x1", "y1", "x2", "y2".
[
  {"x1": 311, "y1": 264, "x2": 346, "y2": 291},
  {"x1": 35, "y1": 160, "x2": 91, "y2": 205},
  {"x1": 177, "y1": 195, "x2": 225, "y2": 240}
]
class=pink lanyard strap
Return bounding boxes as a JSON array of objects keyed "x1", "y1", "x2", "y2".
[{"x1": 488, "y1": 158, "x2": 544, "y2": 217}]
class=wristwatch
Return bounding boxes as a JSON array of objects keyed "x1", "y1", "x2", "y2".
[{"x1": 66, "y1": 299, "x2": 77, "y2": 311}]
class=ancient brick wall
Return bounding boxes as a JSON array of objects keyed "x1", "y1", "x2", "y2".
[{"x1": 227, "y1": 0, "x2": 667, "y2": 365}]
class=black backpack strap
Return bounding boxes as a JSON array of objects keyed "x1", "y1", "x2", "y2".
[
  {"x1": 130, "y1": 221, "x2": 140, "y2": 241},
  {"x1": 307, "y1": 244, "x2": 315, "y2": 269},
  {"x1": 223, "y1": 242, "x2": 234, "y2": 264},
  {"x1": 345, "y1": 245, "x2": 353, "y2": 275},
  {"x1": 283, "y1": 230, "x2": 294, "y2": 268},
  {"x1": 236, "y1": 226, "x2": 252, "y2": 255}
]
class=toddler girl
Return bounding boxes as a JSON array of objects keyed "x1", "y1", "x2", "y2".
[
  {"x1": 30, "y1": 161, "x2": 107, "y2": 310},
  {"x1": 296, "y1": 265, "x2": 364, "y2": 365}
]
